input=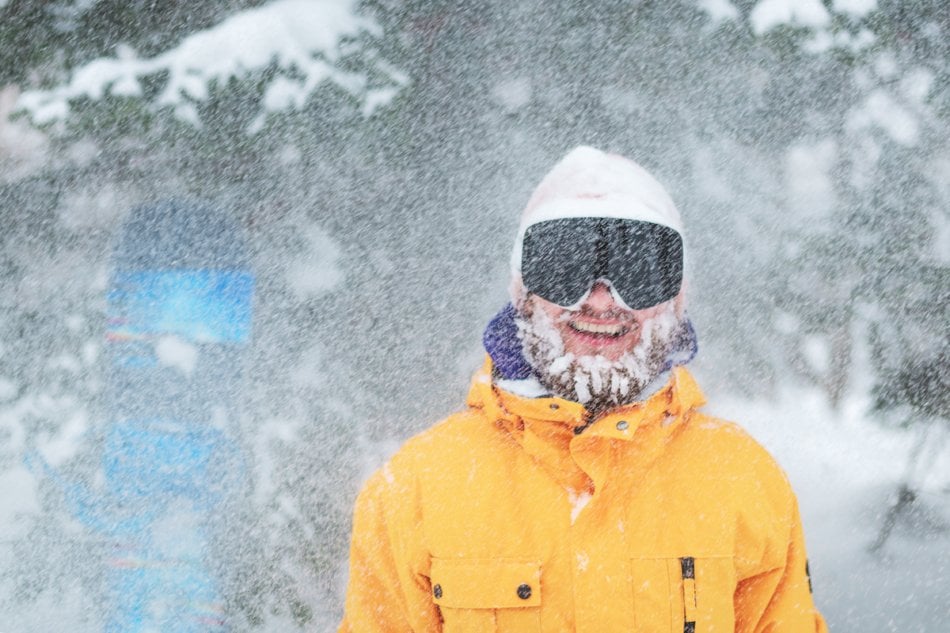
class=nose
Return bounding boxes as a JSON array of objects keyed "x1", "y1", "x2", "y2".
[{"x1": 583, "y1": 281, "x2": 619, "y2": 312}]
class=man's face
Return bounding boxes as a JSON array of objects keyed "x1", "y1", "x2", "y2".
[
  {"x1": 517, "y1": 280, "x2": 684, "y2": 409},
  {"x1": 525, "y1": 281, "x2": 675, "y2": 361}
]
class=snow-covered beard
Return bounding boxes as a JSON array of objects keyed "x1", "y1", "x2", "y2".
[{"x1": 517, "y1": 299, "x2": 682, "y2": 413}]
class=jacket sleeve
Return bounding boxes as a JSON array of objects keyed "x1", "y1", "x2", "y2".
[
  {"x1": 338, "y1": 462, "x2": 442, "y2": 633},
  {"x1": 734, "y1": 494, "x2": 828, "y2": 633}
]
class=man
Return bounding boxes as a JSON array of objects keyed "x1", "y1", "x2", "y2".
[{"x1": 339, "y1": 147, "x2": 827, "y2": 632}]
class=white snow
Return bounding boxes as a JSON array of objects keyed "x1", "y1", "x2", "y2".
[
  {"x1": 568, "y1": 488, "x2": 592, "y2": 524},
  {"x1": 361, "y1": 86, "x2": 401, "y2": 117},
  {"x1": 0, "y1": 85, "x2": 48, "y2": 182},
  {"x1": 707, "y1": 382, "x2": 950, "y2": 630},
  {"x1": 748, "y1": 0, "x2": 876, "y2": 51},
  {"x1": 575, "y1": 550, "x2": 590, "y2": 572},
  {"x1": 47, "y1": 353, "x2": 82, "y2": 374},
  {"x1": 600, "y1": 86, "x2": 642, "y2": 116},
  {"x1": 847, "y1": 89, "x2": 919, "y2": 146},
  {"x1": 37, "y1": 410, "x2": 89, "y2": 467},
  {"x1": 0, "y1": 378, "x2": 17, "y2": 402},
  {"x1": 932, "y1": 215, "x2": 950, "y2": 264},
  {"x1": 57, "y1": 185, "x2": 129, "y2": 230},
  {"x1": 832, "y1": 0, "x2": 877, "y2": 18},
  {"x1": 873, "y1": 51, "x2": 899, "y2": 80},
  {"x1": 804, "y1": 28, "x2": 875, "y2": 53},
  {"x1": 0, "y1": 466, "x2": 39, "y2": 538},
  {"x1": 491, "y1": 78, "x2": 532, "y2": 113},
  {"x1": 17, "y1": 0, "x2": 407, "y2": 128},
  {"x1": 152, "y1": 505, "x2": 206, "y2": 559},
  {"x1": 750, "y1": 0, "x2": 830, "y2": 35},
  {"x1": 697, "y1": 0, "x2": 740, "y2": 24},
  {"x1": 801, "y1": 334, "x2": 831, "y2": 374},
  {"x1": 154, "y1": 335, "x2": 199, "y2": 376},
  {"x1": 210, "y1": 405, "x2": 229, "y2": 431},
  {"x1": 691, "y1": 145, "x2": 736, "y2": 203},
  {"x1": 284, "y1": 223, "x2": 344, "y2": 300},
  {"x1": 81, "y1": 341, "x2": 99, "y2": 366},
  {"x1": 773, "y1": 311, "x2": 799, "y2": 335},
  {"x1": 1, "y1": 397, "x2": 39, "y2": 454},
  {"x1": 251, "y1": 418, "x2": 303, "y2": 506},
  {"x1": 291, "y1": 344, "x2": 328, "y2": 388},
  {"x1": 901, "y1": 68, "x2": 934, "y2": 105},
  {"x1": 495, "y1": 376, "x2": 550, "y2": 398},
  {"x1": 930, "y1": 155, "x2": 950, "y2": 263},
  {"x1": 785, "y1": 140, "x2": 836, "y2": 222}
]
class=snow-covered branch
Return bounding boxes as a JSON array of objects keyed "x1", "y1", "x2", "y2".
[{"x1": 17, "y1": 0, "x2": 408, "y2": 130}]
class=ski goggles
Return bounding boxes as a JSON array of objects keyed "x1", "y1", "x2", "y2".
[{"x1": 519, "y1": 217, "x2": 683, "y2": 310}]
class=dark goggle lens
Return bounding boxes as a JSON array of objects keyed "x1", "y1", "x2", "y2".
[{"x1": 521, "y1": 218, "x2": 683, "y2": 310}]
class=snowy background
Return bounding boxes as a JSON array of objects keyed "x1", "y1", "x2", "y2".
[{"x1": 1, "y1": 0, "x2": 948, "y2": 630}]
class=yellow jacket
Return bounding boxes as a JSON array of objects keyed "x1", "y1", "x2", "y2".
[{"x1": 340, "y1": 361, "x2": 827, "y2": 632}]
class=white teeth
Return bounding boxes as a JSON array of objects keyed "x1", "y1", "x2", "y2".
[{"x1": 570, "y1": 321, "x2": 626, "y2": 336}]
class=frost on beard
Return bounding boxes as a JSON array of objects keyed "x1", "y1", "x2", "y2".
[{"x1": 517, "y1": 301, "x2": 681, "y2": 411}]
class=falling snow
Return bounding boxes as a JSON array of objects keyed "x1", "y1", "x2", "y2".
[{"x1": 0, "y1": 0, "x2": 947, "y2": 631}]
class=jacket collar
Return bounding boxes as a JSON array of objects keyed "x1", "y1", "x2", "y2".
[
  {"x1": 466, "y1": 357, "x2": 707, "y2": 491},
  {"x1": 467, "y1": 356, "x2": 705, "y2": 425}
]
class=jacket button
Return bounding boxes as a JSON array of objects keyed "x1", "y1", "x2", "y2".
[
  {"x1": 616, "y1": 420, "x2": 629, "y2": 431},
  {"x1": 549, "y1": 403, "x2": 559, "y2": 410},
  {"x1": 433, "y1": 584, "x2": 442, "y2": 599},
  {"x1": 516, "y1": 584, "x2": 532, "y2": 600}
]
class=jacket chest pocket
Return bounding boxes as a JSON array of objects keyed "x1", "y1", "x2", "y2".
[
  {"x1": 630, "y1": 556, "x2": 735, "y2": 632},
  {"x1": 430, "y1": 558, "x2": 542, "y2": 633}
]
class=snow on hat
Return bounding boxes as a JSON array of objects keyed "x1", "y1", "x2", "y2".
[{"x1": 510, "y1": 146, "x2": 685, "y2": 299}]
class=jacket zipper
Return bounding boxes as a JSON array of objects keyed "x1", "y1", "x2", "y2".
[{"x1": 681, "y1": 556, "x2": 697, "y2": 632}]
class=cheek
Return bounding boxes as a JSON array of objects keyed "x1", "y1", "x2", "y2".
[
  {"x1": 633, "y1": 301, "x2": 675, "y2": 323},
  {"x1": 525, "y1": 295, "x2": 567, "y2": 323},
  {"x1": 634, "y1": 307, "x2": 661, "y2": 322}
]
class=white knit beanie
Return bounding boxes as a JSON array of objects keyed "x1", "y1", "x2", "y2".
[{"x1": 510, "y1": 146, "x2": 684, "y2": 302}]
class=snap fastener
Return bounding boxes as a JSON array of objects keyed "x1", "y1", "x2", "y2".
[
  {"x1": 516, "y1": 583, "x2": 532, "y2": 600},
  {"x1": 549, "y1": 403, "x2": 559, "y2": 410},
  {"x1": 616, "y1": 420, "x2": 629, "y2": 431},
  {"x1": 433, "y1": 584, "x2": 442, "y2": 599}
]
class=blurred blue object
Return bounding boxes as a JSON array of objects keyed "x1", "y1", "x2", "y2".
[
  {"x1": 108, "y1": 270, "x2": 254, "y2": 349},
  {"x1": 81, "y1": 200, "x2": 253, "y2": 631},
  {"x1": 102, "y1": 421, "x2": 239, "y2": 508}
]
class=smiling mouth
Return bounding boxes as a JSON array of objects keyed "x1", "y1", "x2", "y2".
[{"x1": 569, "y1": 320, "x2": 629, "y2": 337}]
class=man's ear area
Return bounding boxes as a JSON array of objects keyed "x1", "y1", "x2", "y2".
[
  {"x1": 509, "y1": 274, "x2": 529, "y2": 312},
  {"x1": 673, "y1": 282, "x2": 687, "y2": 319}
]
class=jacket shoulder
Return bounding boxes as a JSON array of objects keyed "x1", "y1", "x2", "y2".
[
  {"x1": 400, "y1": 407, "x2": 502, "y2": 459},
  {"x1": 361, "y1": 408, "x2": 502, "y2": 493},
  {"x1": 679, "y1": 411, "x2": 796, "y2": 497}
]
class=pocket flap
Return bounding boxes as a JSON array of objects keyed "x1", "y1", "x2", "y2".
[{"x1": 430, "y1": 558, "x2": 542, "y2": 609}]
